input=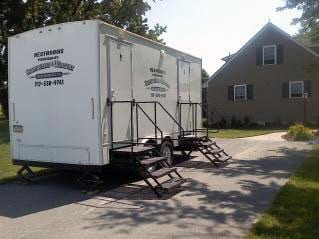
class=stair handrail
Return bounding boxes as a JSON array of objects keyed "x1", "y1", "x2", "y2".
[
  {"x1": 136, "y1": 102, "x2": 164, "y2": 142},
  {"x1": 156, "y1": 102, "x2": 185, "y2": 137},
  {"x1": 107, "y1": 98, "x2": 135, "y2": 150},
  {"x1": 198, "y1": 102, "x2": 220, "y2": 133},
  {"x1": 137, "y1": 101, "x2": 185, "y2": 138}
]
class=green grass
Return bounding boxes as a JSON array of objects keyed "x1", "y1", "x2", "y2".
[
  {"x1": 246, "y1": 146, "x2": 319, "y2": 239},
  {"x1": 0, "y1": 109, "x2": 4, "y2": 119},
  {"x1": 209, "y1": 128, "x2": 286, "y2": 139},
  {"x1": 0, "y1": 120, "x2": 46, "y2": 184},
  {"x1": 0, "y1": 119, "x2": 18, "y2": 183}
]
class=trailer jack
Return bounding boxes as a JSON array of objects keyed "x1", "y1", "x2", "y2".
[
  {"x1": 17, "y1": 166, "x2": 36, "y2": 183},
  {"x1": 77, "y1": 173, "x2": 103, "y2": 193}
]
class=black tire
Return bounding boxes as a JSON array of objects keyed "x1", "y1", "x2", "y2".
[{"x1": 160, "y1": 140, "x2": 174, "y2": 166}]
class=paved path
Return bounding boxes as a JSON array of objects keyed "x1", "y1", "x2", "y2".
[
  {"x1": 0, "y1": 136, "x2": 312, "y2": 239},
  {"x1": 244, "y1": 132, "x2": 287, "y2": 141}
]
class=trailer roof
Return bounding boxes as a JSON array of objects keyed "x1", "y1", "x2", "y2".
[
  {"x1": 98, "y1": 20, "x2": 202, "y2": 62},
  {"x1": 9, "y1": 20, "x2": 202, "y2": 63}
]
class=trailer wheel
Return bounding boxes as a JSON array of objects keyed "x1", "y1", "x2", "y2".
[{"x1": 160, "y1": 141, "x2": 174, "y2": 166}]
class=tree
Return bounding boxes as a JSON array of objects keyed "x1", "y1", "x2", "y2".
[
  {"x1": 0, "y1": 0, "x2": 166, "y2": 118},
  {"x1": 278, "y1": 1, "x2": 319, "y2": 77},
  {"x1": 278, "y1": 0, "x2": 319, "y2": 41},
  {"x1": 201, "y1": 69, "x2": 209, "y2": 85}
]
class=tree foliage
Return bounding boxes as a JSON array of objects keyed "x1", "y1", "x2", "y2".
[
  {"x1": 0, "y1": 0, "x2": 166, "y2": 118},
  {"x1": 278, "y1": 0, "x2": 319, "y2": 41},
  {"x1": 201, "y1": 69, "x2": 209, "y2": 85}
]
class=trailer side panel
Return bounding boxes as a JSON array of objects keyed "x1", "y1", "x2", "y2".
[{"x1": 9, "y1": 21, "x2": 103, "y2": 166}]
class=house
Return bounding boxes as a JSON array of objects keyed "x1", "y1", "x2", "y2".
[
  {"x1": 206, "y1": 22, "x2": 319, "y2": 126},
  {"x1": 202, "y1": 81, "x2": 208, "y2": 107}
]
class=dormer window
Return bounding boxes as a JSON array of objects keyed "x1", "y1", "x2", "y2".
[{"x1": 263, "y1": 45, "x2": 277, "y2": 65}]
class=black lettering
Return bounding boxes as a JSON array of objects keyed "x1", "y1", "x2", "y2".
[{"x1": 33, "y1": 48, "x2": 65, "y2": 58}]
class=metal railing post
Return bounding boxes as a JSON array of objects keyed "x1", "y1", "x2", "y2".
[
  {"x1": 136, "y1": 102, "x2": 139, "y2": 143},
  {"x1": 179, "y1": 101, "x2": 182, "y2": 137},
  {"x1": 195, "y1": 103, "x2": 198, "y2": 137},
  {"x1": 109, "y1": 99, "x2": 114, "y2": 149},
  {"x1": 130, "y1": 100, "x2": 134, "y2": 153},
  {"x1": 154, "y1": 102, "x2": 157, "y2": 141}
]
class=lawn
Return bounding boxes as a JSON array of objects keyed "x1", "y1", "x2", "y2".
[
  {"x1": 246, "y1": 145, "x2": 319, "y2": 239},
  {"x1": 0, "y1": 119, "x2": 19, "y2": 183},
  {"x1": 0, "y1": 119, "x2": 46, "y2": 184},
  {"x1": 209, "y1": 128, "x2": 286, "y2": 138}
]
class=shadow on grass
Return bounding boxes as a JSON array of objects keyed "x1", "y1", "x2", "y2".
[
  {"x1": 248, "y1": 185, "x2": 319, "y2": 238},
  {"x1": 247, "y1": 146, "x2": 319, "y2": 238}
]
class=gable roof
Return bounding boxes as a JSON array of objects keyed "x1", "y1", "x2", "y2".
[{"x1": 207, "y1": 22, "x2": 319, "y2": 85}]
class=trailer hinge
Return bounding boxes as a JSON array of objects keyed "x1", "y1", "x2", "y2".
[{"x1": 107, "y1": 97, "x2": 112, "y2": 106}]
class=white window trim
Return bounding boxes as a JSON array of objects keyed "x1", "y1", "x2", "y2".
[
  {"x1": 263, "y1": 45, "x2": 277, "y2": 65},
  {"x1": 234, "y1": 84, "x2": 247, "y2": 101},
  {"x1": 289, "y1": 81, "x2": 304, "y2": 99}
]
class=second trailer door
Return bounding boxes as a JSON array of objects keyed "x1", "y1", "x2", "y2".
[{"x1": 108, "y1": 38, "x2": 133, "y2": 144}]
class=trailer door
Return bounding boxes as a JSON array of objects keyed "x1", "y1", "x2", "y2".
[
  {"x1": 108, "y1": 39, "x2": 133, "y2": 144},
  {"x1": 178, "y1": 60, "x2": 192, "y2": 131}
]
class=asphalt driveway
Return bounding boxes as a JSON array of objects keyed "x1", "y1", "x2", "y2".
[{"x1": 0, "y1": 135, "x2": 312, "y2": 239}]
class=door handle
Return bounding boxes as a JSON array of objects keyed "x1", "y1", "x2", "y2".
[
  {"x1": 12, "y1": 102, "x2": 15, "y2": 121},
  {"x1": 91, "y1": 98, "x2": 94, "y2": 119}
]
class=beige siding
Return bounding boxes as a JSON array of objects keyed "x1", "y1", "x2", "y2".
[{"x1": 208, "y1": 26, "x2": 319, "y2": 125}]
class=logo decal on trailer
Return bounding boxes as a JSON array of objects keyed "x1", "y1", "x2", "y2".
[
  {"x1": 145, "y1": 68, "x2": 170, "y2": 98},
  {"x1": 25, "y1": 48, "x2": 75, "y2": 88}
]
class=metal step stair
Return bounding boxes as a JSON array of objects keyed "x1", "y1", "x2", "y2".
[
  {"x1": 160, "y1": 178, "x2": 187, "y2": 190},
  {"x1": 140, "y1": 157, "x2": 167, "y2": 166},
  {"x1": 179, "y1": 135, "x2": 232, "y2": 167},
  {"x1": 111, "y1": 145, "x2": 187, "y2": 198},
  {"x1": 203, "y1": 148, "x2": 224, "y2": 154},
  {"x1": 150, "y1": 167, "x2": 177, "y2": 179},
  {"x1": 196, "y1": 138, "x2": 232, "y2": 167}
]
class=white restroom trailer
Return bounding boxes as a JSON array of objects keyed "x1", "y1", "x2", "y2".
[{"x1": 8, "y1": 20, "x2": 202, "y2": 172}]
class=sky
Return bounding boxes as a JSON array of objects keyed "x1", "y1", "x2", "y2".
[{"x1": 145, "y1": 0, "x2": 302, "y2": 75}]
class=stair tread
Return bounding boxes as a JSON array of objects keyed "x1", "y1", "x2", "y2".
[
  {"x1": 183, "y1": 134, "x2": 206, "y2": 139},
  {"x1": 199, "y1": 141, "x2": 216, "y2": 147},
  {"x1": 215, "y1": 155, "x2": 232, "y2": 162},
  {"x1": 112, "y1": 145, "x2": 154, "y2": 153},
  {"x1": 151, "y1": 167, "x2": 177, "y2": 178},
  {"x1": 161, "y1": 178, "x2": 187, "y2": 190},
  {"x1": 141, "y1": 157, "x2": 166, "y2": 166},
  {"x1": 207, "y1": 148, "x2": 224, "y2": 154}
]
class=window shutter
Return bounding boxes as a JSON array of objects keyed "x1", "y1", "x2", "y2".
[
  {"x1": 282, "y1": 82, "x2": 289, "y2": 98},
  {"x1": 228, "y1": 85, "x2": 234, "y2": 101},
  {"x1": 256, "y1": 47, "x2": 263, "y2": 66},
  {"x1": 247, "y1": 84, "x2": 254, "y2": 100},
  {"x1": 304, "y1": 80, "x2": 312, "y2": 97},
  {"x1": 277, "y1": 44, "x2": 284, "y2": 64}
]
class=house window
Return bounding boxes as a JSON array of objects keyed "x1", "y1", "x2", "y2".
[
  {"x1": 263, "y1": 45, "x2": 277, "y2": 65},
  {"x1": 234, "y1": 85, "x2": 247, "y2": 101},
  {"x1": 289, "y1": 81, "x2": 304, "y2": 98}
]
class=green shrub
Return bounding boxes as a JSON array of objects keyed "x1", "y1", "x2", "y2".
[
  {"x1": 243, "y1": 116, "x2": 251, "y2": 127},
  {"x1": 0, "y1": 106, "x2": 3, "y2": 119},
  {"x1": 288, "y1": 124, "x2": 314, "y2": 141},
  {"x1": 231, "y1": 115, "x2": 242, "y2": 128}
]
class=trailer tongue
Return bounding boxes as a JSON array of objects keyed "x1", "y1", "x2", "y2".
[{"x1": 9, "y1": 20, "x2": 231, "y2": 196}]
